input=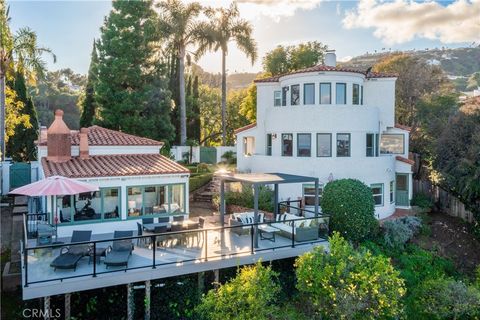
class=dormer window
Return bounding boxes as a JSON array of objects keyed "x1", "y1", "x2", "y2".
[
  {"x1": 274, "y1": 91, "x2": 281, "y2": 106},
  {"x1": 336, "y1": 83, "x2": 346, "y2": 104},
  {"x1": 291, "y1": 85, "x2": 300, "y2": 105},
  {"x1": 353, "y1": 84, "x2": 360, "y2": 105},
  {"x1": 304, "y1": 83, "x2": 315, "y2": 105}
]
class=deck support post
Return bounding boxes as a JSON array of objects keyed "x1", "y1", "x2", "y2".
[
  {"x1": 314, "y1": 179, "x2": 319, "y2": 218},
  {"x1": 214, "y1": 269, "x2": 220, "y2": 289},
  {"x1": 253, "y1": 184, "x2": 259, "y2": 248},
  {"x1": 127, "y1": 283, "x2": 134, "y2": 320},
  {"x1": 198, "y1": 272, "x2": 205, "y2": 299},
  {"x1": 64, "y1": 293, "x2": 71, "y2": 320},
  {"x1": 43, "y1": 296, "x2": 50, "y2": 320},
  {"x1": 274, "y1": 183, "x2": 279, "y2": 219},
  {"x1": 145, "y1": 280, "x2": 151, "y2": 320},
  {"x1": 220, "y1": 180, "x2": 225, "y2": 227}
]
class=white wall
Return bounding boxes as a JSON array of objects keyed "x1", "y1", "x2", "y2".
[{"x1": 170, "y1": 146, "x2": 236, "y2": 163}]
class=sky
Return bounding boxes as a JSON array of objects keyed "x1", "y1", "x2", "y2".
[{"x1": 7, "y1": 0, "x2": 480, "y2": 75}]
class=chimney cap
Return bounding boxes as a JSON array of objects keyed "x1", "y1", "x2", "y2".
[
  {"x1": 80, "y1": 127, "x2": 90, "y2": 134},
  {"x1": 55, "y1": 109, "x2": 64, "y2": 117}
]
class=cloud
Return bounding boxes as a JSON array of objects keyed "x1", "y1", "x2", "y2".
[{"x1": 342, "y1": 0, "x2": 480, "y2": 44}]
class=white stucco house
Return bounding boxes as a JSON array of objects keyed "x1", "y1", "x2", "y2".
[
  {"x1": 38, "y1": 110, "x2": 189, "y2": 237},
  {"x1": 235, "y1": 51, "x2": 413, "y2": 219}
]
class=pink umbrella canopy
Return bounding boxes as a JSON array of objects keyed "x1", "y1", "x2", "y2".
[{"x1": 9, "y1": 175, "x2": 99, "y2": 197}]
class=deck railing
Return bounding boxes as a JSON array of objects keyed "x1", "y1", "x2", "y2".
[
  {"x1": 24, "y1": 212, "x2": 49, "y2": 240},
  {"x1": 22, "y1": 214, "x2": 329, "y2": 288}
]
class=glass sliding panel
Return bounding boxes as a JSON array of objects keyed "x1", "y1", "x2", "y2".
[
  {"x1": 353, "y1": 84, "x2": 360, "y2": 105},
  {"x1": 366, "y1": 133, "x2": 374, "y2": 157},
  {"x1": 336, "y1": 133, "x2": 350, "y2": 157},
  {"x1": 297, "y1": 133, "x2": 311, "y2": 157},
  {"x1": 291, "y1": 84, "x2": 300, "y2": 105},
  {"x1": 319, "y1": 83, "x2": 331, "y2": 104},
  {"x1": 317, "y1": 133, "x2": 332, "y2": 157},
  {"x1": 303, "y1": 83, "x2": 315, "y2": 105},
  {"x1": 127, "y1": 187, "x2": 143, "y2": 217},
  {"x1": 103, "y1": 187, "x2": 120, "y2": 219},
  {"x1": 170, "y1": 184, "x2": 185, "y2": 214},
  {"x1": 282, "y1": 133, "x2": 293, "y2": 156},
  {"x1": 144, "y1": 186, "x2": 167, "y2": 216},
  {"x1": 274, "y1": 91, "x2": 281, "y2": 106},
  {"x1": 56, "y1": 195, "x2": 72, "y2": 224},
  {"x1": 336, "y1": 83, "x2": 346, "y2": 104},
  {"x1": 371, "y1": 184, "x2": 384, "y2": 206},
  {"x1": 282, "y1": 87, "x2": 288, "y2": 106},
  {"x1": 266, "y1": 134, "x2": 272, "y2": 156},
  {"x1": 73, "y1": 191, "x2": 101, "y2": 222},
  {"x1": 380, "y1": 134, "x2": 405, "y2": 154}
]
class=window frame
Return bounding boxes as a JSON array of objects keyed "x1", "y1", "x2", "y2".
[
  {"x1": 319, "y1": 82, "x2": 332, "y2": 104},
  {"x1": 360, "y1": 85, "x2": 364, "y2": 105},
  {"x1": 291, "y1": 84, "x2": 300, "y2": 106},
  {"x1": 302, "y1": 184, "x2": 324, "y2": 207},
  {"x1": 274, "y1": 90, "x2": 281, "y2": 107},
  {"x1": 303, "y1": 83, "x2": 315, "y2": 105},
  {"x1": 316, "y1": 133, "x2": 332, "y2": 157},
  {"x1": 353, "y1": 83, "x2": 360, "y2": 105},
  {"x1": 366, "y1": 133, "x2": 375, "y2": 157},
  {"x1": 335, "y1": 83, "x2": 347, "y2": 105},
  {"x1": 266, "y1": 133, "x2": 272, "y2": 156},
  {"x1": 390, "y1": 180, "x2": 395, "y2": 203},
  {"x1": 281, "y1": 133, "x2": 293, "y2": 157},
  {"x1": 281, "y1": 87, "x2": 288, "y2": 106},
  {"x1": 336, "y1": 133, "x2": 351, "y2": 157},
  {"x1": 297, "y1": 133, "x2": 312, "y2": 157},
  {"x1": 371, "y1": 183, "x2": 384, "y2": 207},
  {"x1": 380, "y1": 134, "x2": 405, "y2": 155}
]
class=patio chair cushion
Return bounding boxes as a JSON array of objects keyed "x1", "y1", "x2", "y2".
[
  {"x1": 104, "y1": 250, "x2": 131, "y2": 267},
  {"x1": 50, "y1": 252, "x2": 83, "y2": 270}
]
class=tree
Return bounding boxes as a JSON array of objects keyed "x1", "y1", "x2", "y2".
[
  {"x1": 6, "y1": 68, "x2": 38, "y2": 161},
  {"x1": 226, "y1": 88, "x2": 250, "y2": 145},
  {"x1": 198, "y1": 84, "x2": 221, "y2": 145},
  {"x1": 295, "y1": 233, "x2": 405, "y2": 319},
  {"x1": 196, "y1": 3, "x2": 257, "y2": 145},
  {"x1": 95, "y1": 0, "x2": 174, "y2": 142},
  {"x1": 321, "y1": 179, "x2": 378, "y2": 243},
  {"x1": 373, "y1": 54, "x2": 451, "y2": 127},
  {"x1": 79, "y1": 40, "x2": 98, "y2": 128},
  {"x1": 467, "y1": 72, "x2": 480, "y2": 90},
  {"x1": 239, "y1": 82, "x2": 256, "y2": 122},
  {"x1": 196, "y1": 262, "x2": 280, "y2": 320},
  {"x1": 157, "y1": 0, "x2": 204, "y2": 146},
  {"x1": 0, "y1": 2, "x2": 55, "y2": 160},
  {"x1": 262, "y1": 41, "x2": 327, "y2": 76}
]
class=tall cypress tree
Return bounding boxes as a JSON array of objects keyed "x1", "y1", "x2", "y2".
[
  {"x1": 6, "y1": 68, "x2": 38, "y2": 161},
  {"x1": 79, "y1": 40, "x2": 98, "y2": 128},
  {"x1": 95, "y1": 0, "x2": 174, "y2": 141}
]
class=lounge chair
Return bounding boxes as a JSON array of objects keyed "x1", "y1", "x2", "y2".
[
  {"x1": 104, "y1": 231, "x2": 134, "y2": 269},
  {"x1": 50, "y1": 230, "x2": 92, "y2": 271}
]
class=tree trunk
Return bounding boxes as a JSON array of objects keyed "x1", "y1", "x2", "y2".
[
  {"x1": 221, "y1": 49, "x2": 227, "y2": 146},
  {"x1": 0, "y1": 69, "x2": 6, "y2": 161},
  {"x1": 178, "y1": 47, "x2": 187, "y2": 146}
]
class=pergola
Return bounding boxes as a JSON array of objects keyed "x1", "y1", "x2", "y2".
[{"x1": 216, "y1": 172, "x2": 320, "y2": 247}]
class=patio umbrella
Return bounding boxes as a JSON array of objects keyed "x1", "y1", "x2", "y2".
[{"x1": 9, "y1": 175, "x2": 99, "y2": 197}]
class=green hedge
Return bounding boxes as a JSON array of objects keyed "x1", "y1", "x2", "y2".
[
  {"x1": 321, "y1": 178, "x2": 378, "y2": 243},
  {"x1": 189, "y1": 173, "x2": 213, "y2": 192}
]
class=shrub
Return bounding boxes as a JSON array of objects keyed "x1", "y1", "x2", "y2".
[
  {"x1": 383, "y1": 216, "x2": 422, "y2": 248},
  {"x1": 221, "y1": 151, "x2": 236, "y2": 165},
  {"x1": 411, "y1": 193, "x2": 434, "y2": 211},
  {"x1": 295, "y1": 232, "x2": 406, "y2": 319},
  {"x1": 223, "y1": 185, "x2": 274, "y2": 212},
  {"x1": 189, "y1": 173, "x2": 213, "y2": 192},
  {"x1": 321, "y1": 179, "x2": 378, "y2": 242},
  {"x1": 411, "y1": 278, "x2": 480, "y2": 319},
  {"x1": 196, "y1": 262, "x2": 280, "y2": 320}
]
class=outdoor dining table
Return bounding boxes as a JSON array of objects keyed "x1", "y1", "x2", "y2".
[{"x1": 142, "y1": 223, "x2": 169, "y2": 232}]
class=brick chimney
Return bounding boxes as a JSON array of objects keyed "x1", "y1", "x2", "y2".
[
  {"x1": 47, "y1": 109, "x2": 71, "y2": 163},
  {"x1": 79, "y1": 128, "x2": 90, "y2": 160}
]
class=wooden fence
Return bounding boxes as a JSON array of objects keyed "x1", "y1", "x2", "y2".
[{"x1": 413, "y1": 179, "x2": 475, "y2": 223}]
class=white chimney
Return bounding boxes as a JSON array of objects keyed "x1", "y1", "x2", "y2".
[{"x1": 324, "y1": 50, "x2": 337, "y2": 67}]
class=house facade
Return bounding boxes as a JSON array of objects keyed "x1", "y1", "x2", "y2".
[
  {"x1": 236, "y1": 52, "x2": 413, "y2": 219},
  {"x1": 38, "y1": 110, "x2": 189, "y2": 237}
]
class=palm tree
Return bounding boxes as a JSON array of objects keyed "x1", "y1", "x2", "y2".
[
  {"x1": 0, "y1": 5, "x2": 55, "y2": 160},
  {"x1": 157, "y1": 0, "x2": 204, "y2": 146},
  {"x1": 196, "y1": 3, "x2": 257, "y2": 145}
]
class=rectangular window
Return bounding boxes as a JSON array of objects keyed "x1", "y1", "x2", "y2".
[
  {"x1": 319, "y1": 83, "x2": 331, "y2": 104},
  {"x1": 303, "y1": 83, "x2": 315, "y2": 104},
  {"x1": 360, "y1": 85, "x2": 364, "y2": 105},
  {"x1": 375, "y1": 134, "x2": 380, "y2": 157},
  {"x1": 282, "y1": 87, "x2": 288, "y2": 106},
  {"x1": 303, "y1": 184, "x2": 323, "y2": 207},
  {"x1": 390, "y1": 181, "x2": 395, "y2": 203},
  {"x1": 243, "y1": 137, "x2": 255, "y2": 156},
  {"x1": 380, "y1": 134, "x2": 405, "y2": 154},
  {"x1": 71, "y1": 191, "x2": 102, "y2": 222},
  {"x1": 291, "y1": 84, "x2": 300, "y2": 105},
  {"x1": 336, "y1": 133, "x2": 350, "y2": 157},
  {"x1": 316, "y1": 133, "x2": 332, "y2": 157},
  {"x1": 353, "y1": 84, "x2": 360, "y2": 105},
  {"x1": 103, "y1": 187, "x2": 120, "y2": 220},
  {"x1": 366, "y1": 133, "x2": 375, "y2": 157},
  {"x1": 274, "y1": 91, "x2": 281, "y2": 106},
  {"x1": 282, "y1": 133, "x2": 293, "y2": 156},
  {"x1": 266, "y1": 134, "x2": 272, "y2": 156},
  {"x1": 127, "y1": 187, "x2": 143, "y2": 217},
  {"x1": 336, "y1": 83, "x2": 346, "y2": 104},
  {"x1": 371, "y1": 183, "x2": 384, "y2": 206},
  {"x1": 170, "y1": 184, "x2": 185, "y2": 214},
  {"x1": 143, "y1": 185, "x2": 167, "y2": 215},
  {"x1": 297, "y1": 133, "x2": 311, "y2": 157}
]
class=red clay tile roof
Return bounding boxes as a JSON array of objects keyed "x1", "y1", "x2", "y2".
[
  {"x1": 38, "y1": 125, "x2": 164, "y2": 146},
  {"x1": 234, "y1": 123, "x2": 257, "y2": 134},
  {"x1": 41, "y1": 154, "x2": 189, "y2": 178},
  {"x1": 254, "y1": 65, "x2": 397, "y2": 83},
  {"x1": 394, "y1": 124, "x2": 412, "y2": 132},
  {"x1": 396, "y1": 156, "x2": 415, "y2": 166}
]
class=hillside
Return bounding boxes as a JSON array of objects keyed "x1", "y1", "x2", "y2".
[
  {"x1": 191, "y1": 63, "x2": 258, "y2": 90},
  {"x1": 340, "y1": 46, "x2": 480, "y2": 77}
]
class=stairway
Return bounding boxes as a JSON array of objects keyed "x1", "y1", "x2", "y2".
[{"x1": 192, "y1": 176, "x2": 220, "y2": 203}]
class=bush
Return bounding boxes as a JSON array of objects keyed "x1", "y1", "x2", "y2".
[
  {"x1": 189, "y1": 173, "x2": 213, "y2": 192},
  {"x1": 321, "y1": 179, "x2": 378, "y2": 242},
  {"x1": 411, "y1": 193, "x2": 434, "y2": 211},
  {"x1": 223, "y1": 185, "x2": 274, "y2": 212},
  {"x1": 196, "y1": 262, "x2": 280, "y2": 320},
  {"x1": 295, "y1": 232, "x2": 405, "y2": 319},
  {"x1": 383, "y1": 216, "x2": 422, "y2": 248},
  {"x1": 221, "y1": 151, "x2": 236, "y2": 165},
  {"x1": 411, "y1": 278, "x2": 480, "y2": 319}
]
